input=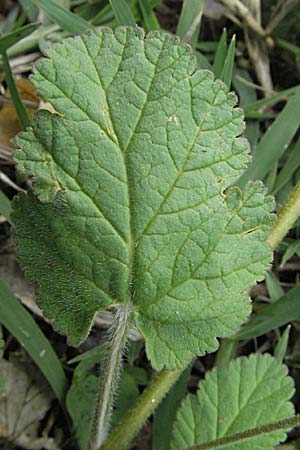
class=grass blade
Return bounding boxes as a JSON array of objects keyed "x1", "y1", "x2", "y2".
[
  {"x1": 138, "y1": 0, "x2": 160, "y2": 31},
  {"x1": 152, "y1": 363, "x2": 192, "y2": 450},
  {"x1": 0, "y1": 191, "x2": 11, "y2": 222},
  {"x1": 0, "y1": 278, "x2": 68, "y2": 404},
  {"x1": 220, "y1": 34, "x2": 235, "y2": 88},
  {"x1": 109, "y1": 0, "x2": 136, "y2": 26},
  {"x1": 31, "y1": 0, "x2": 92, "y2": 34},
  {"x1": 176, "y1": 0, "x2": 204, "y2": 47},
  {"x1": 213, "y1": 28, "x2": 227, "y2": 79},
  {"x1": 244, "y1": 85, "x2": 300, "y2": 113},
  {"x1": 0, "y1": 23, "x2": 38, "y2": 52},
  {"x1": 273, "y1": 135, "x2": 300, "y2": 194},
  {"x1": 1, "y1": 50, "x2": 30, "y2": 129},
  {"x1": 238, "y1": 88, "x2": 300, "y2": 188},
  {"x1": 236, "y1": 287, "x2": 300, "y2": 340}
]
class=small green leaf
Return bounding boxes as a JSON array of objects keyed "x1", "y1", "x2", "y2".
[
  {"x1": 138, "y1": 0, "x2": 160, "y2": 31},
  {"x1": 12, "y1": 28, "x2": 274, "y2": 370},
  {"x1": 239, "y1": 89, "x2": 300, "y2": 187},
  {"x1": 171, "y1": 354, "x2": 294, "y2": 450},
  {"x1": 265, "y1": 271, "x2": 284, "y2": 302},
  {"x1": 213, "y1": 28, "x2": 227, "y2": 79},
  {"x1": 31, "y1": 0, "x2": 92, "y2": 34},
  {"x1": 281, "y1": 240, "x2": 300, "y2": 267},
  {"x1": 237, "y1": 287, "x2": 300, "y2": 340},
  {"x1": 176, "y1": 0, "x2": 204, "y2": 47},
  {"x1": 109, "y1": 0, "x2": 136, "y2": 26},
  {"x1": 273, "y1": 136, "x2": 300, "y2": 194},
  {"x1": 0, "y1": 23, "x2": 38, "y2": 53},
  {"x1": 66, "y1": 346, "x2": 147, "y2": 450},
  {"x1": 0, "y1": 278, "x2": 68, "y2": 404},
  {"x1": 0, "y1": 191, "x2": 11, "y2": 222},
  {"x1": 274, "y1": 325, "x2": 291, "y2": 362},
  {"x1": 220, "y1": 34, "x2": 235, "y2": 88},
  {"x1": 153, "y1": 363, "x2": 192, "y2": 450}
]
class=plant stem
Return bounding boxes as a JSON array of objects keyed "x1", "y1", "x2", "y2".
[
  {"x1": 1, "y1": 50, "x2": 30, "y2": 129},
  {"x1": 101, "y1": 366, "x2": 184, "y2": 450},
  {"x1": 184, "y1": 414, "x2": 300, "y2": 449},
  {"x1": 88, "y1": 300, "x2": 133, "y2": 450},
  {"x1": 267, "y1": 182, "x2": 300, "y2": 250}
]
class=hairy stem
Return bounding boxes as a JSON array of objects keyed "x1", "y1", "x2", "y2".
[
  {"x1": 101, "y1": 180, "x2": 300, "y2": 450},
  {"x1": 184, "y1": 414, "x2": 300, "y2": 449},
  {"x1": 267, "y1": 182, "x2": 300, "y2": 250},
  {"x1": 101, "y1": 367, "x2": 184, "y2": 450},
  {"x1": 88, "y1": 300, "x2": 133, "y2": 450},
  {"x1": 1, "y1": 51, "x2": 30, "y2": 129}
]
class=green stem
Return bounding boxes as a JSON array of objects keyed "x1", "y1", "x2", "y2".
[
  {"x1": 89, "y1": 300, "x2": 133, "y2": 450},
  {"x1": 101, "y1": 366, "x2": 184, "y2": 450},
  {"x1": 215, "y1": 338, "x2": 238, "y2": 367},
  {"x1": 184, "y1": 414, "x2": 300, "y2": 449},
  {"x1": 267, "y1": 182, "x2": 300, "y2": 250},
  {"x1": 1, "y1": 50, "x2": 30, "y2": 129}
]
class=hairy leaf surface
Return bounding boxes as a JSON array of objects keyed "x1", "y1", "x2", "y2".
[
  {"x1": 171, "y1": 354, "x2": 294, "y2": 450},
  {"x1": 12, "y1": 27, "x2": 274, "y2": 369}
]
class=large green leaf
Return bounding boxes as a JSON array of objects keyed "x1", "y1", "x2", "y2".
[
  {"x1": 12, "y1": 27, "x2": 274, "y2": 369},
  {"x1": 171, "y1": 354, "x2": 294, "y2": 450}
]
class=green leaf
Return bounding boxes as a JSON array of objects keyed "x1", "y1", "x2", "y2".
[
  {"x1": 171, "y1": 354, "x2": 294, "y2": 450},
  {"x1": 212, "y1": 28, "x2": 227, "y2": 79},
  {"x1": 0, "y1": 278, "x2": 68, "y2": 404},
  {"x1": 220, "y1": 35, "x2": 235, "y2": 88},
  {"x1": 237, "y1": 287, "x2": 300, "y2": 340},
  {"x1": 153, "y1": 363, "x2": 192, "y2": 450},
  {"x1": 0, "y1": 23, "x2": 38, "y2": 53},
  {"x1": 176, "y1": 0, "x2": 204, "y2": 47},
  {"x1": 66, "y1": 346, "x2": 147, "y2": 450},
  {"x1": 265, "y1": 271, "x2": 284, "y2": 302},
  {"x1": 238, "y1": 89, "x2": 300, "y2": 188},
  {"x1": 138, "y1": 0, "x2": 160, "y2": 31},
  {"x1": 281, "y1": 240, "x2": 300, "y2": 267},
  {"x1": 31, "y1": 0, "x2": 92, "y2": 34},
  {"x1": 109, "y1": 0, "x2": 136, "y2": 26},
  {"x1": 273, "y1": 136, "x2": 300, "y2": 194},
  {"x1": 0, "y1": 190, "x2": 11, "y2": 222},
  {"x1": 12, "y1": 28, "x2": 274, "y2": 370}
]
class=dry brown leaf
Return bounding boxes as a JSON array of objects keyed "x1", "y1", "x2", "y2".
[
  {"x1": 0, "y1": 78, "x2": 37, "y2": 148},
  {"x1": 0, "y1": 356, "x2": 60, "y2": 449}
]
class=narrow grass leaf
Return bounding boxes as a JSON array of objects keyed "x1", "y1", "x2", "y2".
[
  {"x1": 238, "y1": 89, "x2": 300, "y2": 188},
  {"x1": 0, "y1": 278, "x2": 68, "y2": 404},
  {"x1": 266, "y1": 271, "x2": 284, "y2": 302},
  {"x1": 0, "y1": 191, "x2": 11, "y2": 222},
  {"x1": 212, "y1": 28, "x2": 227, "y2": 79},
  {"x1": 109, "y1": 0, "x2": 136, "y2": 26},
  {"x1": 274, "y1": 325, "x2": 291, "y2": 362},
  {"x1": 176, "y1": 0, "x2": 204, "y2": 47},
  {"x1": 138, "y1": 0, "x2": 160, "y2": 31},
  {"x1": 31, "y1": 0, "x2": 92, "y2": 34},
  {"x1": 244, "y1": 85, "x2": 300, "y2": 113},
  {"x1": 152, "y1": 363, "x2": 192, "y2": 450},
  {"x1": 237, "y1": 287, "x2": 300, "y2": 340},
  {"x1": 220, "y1": 34, "x2": 235, "y2": 88},
  {"x1": 19, "y1": 0, "x2": 39, "y2": 21},
  {"x1": 0, "y1": 23, "x2": 38, "y2": 53},
  {"x1": 281, "y1": 241, "x2": 300, "y2": 267},
  {"x1": 273, "y1": 136, "x2": 300, "y2": 194}
]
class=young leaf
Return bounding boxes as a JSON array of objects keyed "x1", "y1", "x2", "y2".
[
  {"x1": 171, "y1": 354, "x2": 294, "y2": 450},
  {"x1": 109, "y1": 0, "x2": 136, "y2": 26},
  {"x1": 12, "y1": 27, "x2": 274, "y2": 370},
  {"x1": 236, "y1": 287, "x2": 300, "y2": 340}
]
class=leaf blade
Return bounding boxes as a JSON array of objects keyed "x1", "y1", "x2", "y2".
[
  {"x1": 0, "y1": 278, "x2": 68, "y2": 404},
  {"x1": 171, "y1": 354, "x2": 294, "y2": 450},
  {"x1": 13, "y1": 27, "x2": 274, "y2": 369}
]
